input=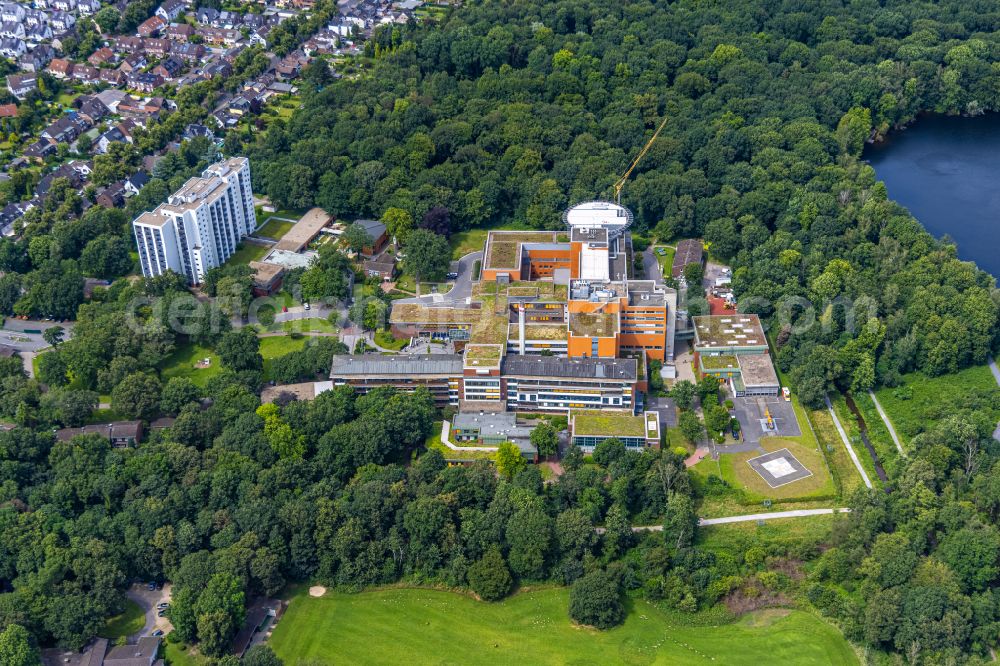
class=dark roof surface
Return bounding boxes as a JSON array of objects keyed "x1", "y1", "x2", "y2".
[
  {"x1": 502, "y1": 354, "x2": 637, "y2": 381},
  {"x1": 331, "y1": 354, "x2": 463, "y2": 377}
]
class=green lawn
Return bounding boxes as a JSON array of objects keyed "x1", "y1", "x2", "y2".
[
  {"x1": 691, "y1": 436, "x2": 836, "y2": 506},
  {"x1": 448, "y1": 222, "x2": 533, "y2": 260},
  {"x1": 374, "y1": 330, "x2": 407, "y2": 350},
  {"x1": 259, "y1": 335, "x2": 308, "y2": 359},
  {"x1": 873, "y1": 364, "x2": 1000, "y2": 442},
  {"x1": 256, "y1": 217, "x2": 295, "y2": 240},
  {"x1": 158, "y1": 343, "x2": 222, "y2": 388},
  {"x1": 698, "y1": 513, "x2": 840, "y2": 555},
  {"x1": 651, "y1": 244, "x2": 676, "y2": 277},
  {"x1": 100, "y1": 600, "x2": 145, "y2": 640},
  {"x1": 261, "y1": 318, "x2": 339, "y2": 334},
  {"x1": 269, "y1": 587, "x2": 857, "y2": 665},
  {"x1": 164, "y1": 642, "x2": 206, "y2": 666},
  {"x1": 260, "y1": 335, "x2": 309, "y2": 381},
  {"x1": 225, "y1": 242, "x2": 269, "y2": 266}
]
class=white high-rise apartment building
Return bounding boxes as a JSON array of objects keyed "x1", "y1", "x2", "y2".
[{"x1": 132, "y1": 157, "x2": 257, "y2": 284}]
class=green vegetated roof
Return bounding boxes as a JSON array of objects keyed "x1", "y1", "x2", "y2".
[
  {"x1": 700, "y1": 354, "x2": 738, "y2": 370},
  {"x1": 572, "y1": 410, "x2": 646, "y2": 437},
  {"x1": 464, "y1": 343, "x2": 504, "y2": 365},
  {"x1": 509, "y1": 323, "x2": 567, "y2": 340},
  {"x1": 569, "y1": 311, "x2": 618, "y2": 338},
  {"x1": 390, "y1": 303, "x2": 482, "y2": 324},
  {"x1": 487, "y1": 241, "x2": 520, "y2": 269},
  {"x1": 484, "y1": 231, "x2": 558, "y2": 269}
]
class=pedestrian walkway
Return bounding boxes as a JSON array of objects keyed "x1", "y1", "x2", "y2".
[
  {"x1": 825, "y1": 394, "x2": 872, "y2": 489},
  {"x1": 684, "y1": 447, "x2": 709, "y2": 468},
  {"x1": 867, "y1": 390, "x2": 905, "y2": 456}
]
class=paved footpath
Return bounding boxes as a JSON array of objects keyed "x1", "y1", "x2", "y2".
[
  {"x1": 698, "y1": 508, "x2": 851, "y2": 526},
  {"x1": 825, "y1": 394, "x2": 873, "y2": 489},
  {"x1": 867, "y1": 390, "x2": 905, "y2": 456},
  {"x1": 614, "y1": 508, "x2": 852, "y2": 533}
]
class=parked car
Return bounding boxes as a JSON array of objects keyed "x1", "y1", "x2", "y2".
[
  {"x1": 303, "y1": 302, "x2": 311, "y2": 310},
  {"x1": 152, "y1": 630, "x2": 164, "y2": 637},
  {"x1": 446, "y1": 272, "x2": 458, "y2": 280},
  {"x1": 147, "y1": 582, "x2": 156, "y2": 590},
  {"x1": 282, "y1": 305, "x2": 288, "y2": 312}
]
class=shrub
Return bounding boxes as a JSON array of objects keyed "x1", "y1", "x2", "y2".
[
  {"x1": 467, "y1": 546, "x2": 512, "y2": 601},
  {"x1": 568, "y1": 570, "x2": 624, "y2": 630}
]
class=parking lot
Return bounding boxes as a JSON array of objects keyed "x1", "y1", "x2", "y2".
[{"x1": 731, "y1": 393, "x2": 800, "y2": 446}]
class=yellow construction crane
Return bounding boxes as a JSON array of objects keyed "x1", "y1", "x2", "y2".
[{"x1": 611, "y1": 114, "x2": 669, "y2": 203}]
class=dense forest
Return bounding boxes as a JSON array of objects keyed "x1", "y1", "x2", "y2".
[
  {"x1": 2, "y1": 0, "x2": 1000, "y2": 663},
  {"x1": 242, "y1": 0, "x2": 1000, "y2": 401}
]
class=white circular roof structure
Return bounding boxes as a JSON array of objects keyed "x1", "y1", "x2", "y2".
[{"x1": 563, "y1": 200, "x2": 633, "y2": 239}]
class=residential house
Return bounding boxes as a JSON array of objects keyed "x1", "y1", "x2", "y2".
[
  {"x1": 49, "y1": 11, "x2": 75, "y2": 32},
  {"x1": 172, "y1": 42, "x2": 206, "y2": 61},
  {"x1": 145, "y1": 37, "x2": 172, "y2": 57},
  {"x1": 352, "y1": 219, "x2": 389, "y2": 257},
  {"x1": 119, "y1": 52, "x2": 148, "y2": 74},
  {"x1": 24, "y1": 23, "x2": 54, "y2": 43},
  {"x1": 23, "y1": 138, "x2": 58, "y2": 161},
  {"x1": 125, "y1": 171, "x2": 148, "y2": 195},
  {"x1": 363, "y1": 254, "x2": 397, "y2": 280},
  {"x1": 130, "y1": 72, "x2": 164, "y2": 93},
  {"x1": 19, "y1": 46, "x2": 54, "y2": 72},
  {"x1": 95, "y1": 89, "x2": 128, "y2": 113},
  {"x1": 99, "y1": 68, "x2": 126, "y2": 87},
  {"x1": 36, "y1": 164, "x2": 85, "y2": 197},
  {"x1": 0, "y1": 38, "x2": 24, "y2": 59},
  {"x1": 96, "y1": 180, "x2": 126, "y2": 207},
  {"x1": 250, "y1": 24, "x2": 272, "y2": 47},
  {"x1": 196, "y1": 6, "x2": 219, "y2": 24},
  {"x1": 6, "y1": 74, "x2": 37, "y2": 100},
  {"x1": 156, "y1": 0, "x2": 186, "y2": 21},
  {"x1": 0, "y1": 103, "x2": 16, "y2": 118},
  {"x1": 88, "y1": 47, "x2": 116, "y2": 66},
  {"x1": 55, "y1": 421, "x2": 144, "y2": 447},
  {"x1": 22, "y1": 8, "x2": 48, "y2": 27},
  {"x1": 41, "y1": 113, "x2": 90, "y2": 144},
  {"x1": 137, "y1": 15, "x2": 167, "y2": 37},
  {"x1": 51, "y1": 0, "x2": 76, "y2": 11},
  {"x1": 71, "y1": 65, "x2": 101, "y2": 85},
  {"x1": 47, "y1": 57, "x2": 74, "y2": 79},
  {"x1": 96, "y1": 126, "x2": 126, "y2": 153},
  {"x1": 103, "y1": 638, "x2": 161, "y2": 666},
  {"x1": 115, "y1": 36, "x2": 144, "y2": 53},
  {"x1": 182, "y1": 123, "x2": 215, "y2": 141},
  {"x1": 203, "y1": 59, "x2": 233, "y2": 78},
  {"x1": 152, "y1": 54, "x2": 184, "y2": 79},
  {"x1": 0, "y1": 2, "x2": 25, "y2": 23},
  {"x1": 77, "y1": 0, "x2": 101, "y2": 14},
  {"x1": 166, "y1": 23, "x2": 195, "y2": 41},
  {"x1": 76, "y1": 95, "x2": 110, "y2": 122},
  {"x1": 198, "y1": 26, "x2": 241, "y2": 45},
  {"x1": 0, "y1": 20, "x2": 25, "y2": 40}
]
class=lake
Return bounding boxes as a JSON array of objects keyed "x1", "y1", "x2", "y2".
[{"x1": 864, "y1": 113, "x2": 1000, "y2": 278}]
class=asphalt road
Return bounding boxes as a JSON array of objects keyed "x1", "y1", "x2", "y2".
[
  {"x1": 396, "y1": 251, "x2": 482, "y2": 305},
  {"x1": 125, "y1": 582, "x2": 173, "y2": 641}
]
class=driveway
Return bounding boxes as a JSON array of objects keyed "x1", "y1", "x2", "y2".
[
  {"x1": 395, "y1": 251, "x2": 481, "y2": 305},
  {"x1": 642, "y1": 246, "x2": 666, "y2": 284},
  {"x1": 126, "y1": 582, "x2": 173, "y2": 641}
]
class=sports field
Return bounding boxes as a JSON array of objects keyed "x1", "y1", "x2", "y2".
[{"x1": 269, "y1": 587, "x2": 857, "y2": 665}]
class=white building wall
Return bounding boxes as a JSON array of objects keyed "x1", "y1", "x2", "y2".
[{"x1": 131, "y1": 158, "x2": 255, "y2": 284}]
